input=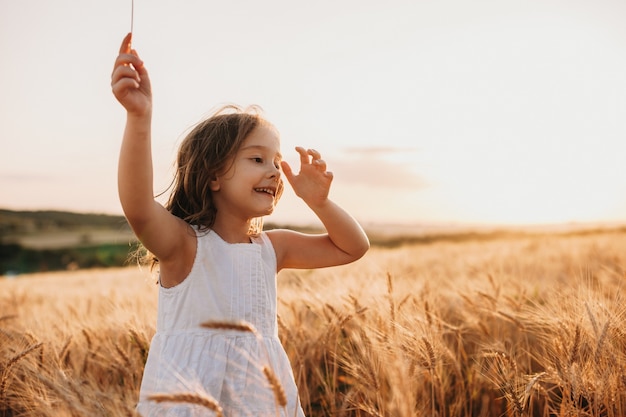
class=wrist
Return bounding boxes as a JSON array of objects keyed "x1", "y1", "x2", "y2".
[
  {"x1": 126, "y1": 110, "x2": 152, "y2": 131},
  {"x1": 306, "y1": 197, "x2": 331, "y2": 213},
  {"x1": 127, "y1": 107, "x2": 152, "y2": 121},
  {"x1": 124, "y1": 111, "x2": 152, "y2": 139}
]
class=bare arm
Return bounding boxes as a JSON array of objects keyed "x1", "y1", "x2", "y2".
[
  {"x1": 111, "y1": 34, "x2": 194, "y2": 282},
  {"x1": 269, "y1": 147, "x2": 369, "y2": 270}
]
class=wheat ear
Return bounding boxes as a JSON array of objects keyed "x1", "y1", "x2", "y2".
[
  {"x1": 262, "y1": 366, "x2": 288, "y2": 407},
  {"x1": 200, "y1": 320, "x2": 259, "y2": 336},
  {"x1": 148, "y1": 393, "x2": 223, "y2": 416},
  {"x1": 568, "y1": 325, "x2": 581, "y2": 365},
  {"x1": 1, "y1": 342, "x2": 43, "y2": 396}
]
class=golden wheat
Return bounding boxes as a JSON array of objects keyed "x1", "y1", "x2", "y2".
[
  {"x1": 0, "y1": 342, "x2": 43, "y2": 397},
  {"x1": 262, "y1": 365, "x2": 288, "y2": 408},
  {"x1": 200, "y1": 320, "x2": 259, "y2": 335},
  {"x1": 1, "y1": 230, "x2": 626, "y2": 416},
  {"x1": 147, "y1": 392, "x2": 223, "y2": 416}
]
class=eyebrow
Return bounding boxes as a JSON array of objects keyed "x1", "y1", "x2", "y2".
[{"x1": 240, "y1": 145, "x2": 282, "y2": 159}]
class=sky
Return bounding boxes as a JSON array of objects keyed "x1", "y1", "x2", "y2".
[{"x1": 1, "y1": 0, "x2": 625, "y2": 228}]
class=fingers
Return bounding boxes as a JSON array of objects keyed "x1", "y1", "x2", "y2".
[
  {"x1": 112, "y1": 62, "x2": 140, "y2": 84},
  {"x1": 111, "y1": 35, "x2": 145, "y2": 91},
  {"x1": 308, "y1": 148, "x2": 321, "y2": 160},
  {"x1": 119, "y1": 32, "x2": 132, "y2": 54},
  {"x1": 308, "y1": 149, "x2": 327, "y2": 173},
  {"x1": 314, "y1": 157, "x2": 326, "y2": 168},
  {"x1": 113, "y1": 32, "x2": 144, "y2": 73},
  {"x1": 111, "y1": 52, "x2": 148, "y2": 105},
  {"x1": 295, "y1": 146, "x2": 309, "y2": 166},
  {"x1": 280, "y1": 161, "x2": 295, "y2": 184},
  {"x1": 295, "y1": 147, "x2": 326, "y2": 168},
  {"x1": 112, "y1": 51, "x2": 144, "y2": 74},
  {"x1": 280, "y1": 160, "x2": 293, "y2": 176},
  {"x1": 111, "y1": 76, "x2": 139, "y2": 99}
]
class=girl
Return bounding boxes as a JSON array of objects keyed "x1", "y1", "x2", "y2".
[{"x1": 111, "y1": 33, "x2": 369, "y2": 416}]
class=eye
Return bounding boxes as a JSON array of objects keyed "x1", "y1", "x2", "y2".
[{"x1": 252, "y1": 157, "x2": 263, "y2": 163}]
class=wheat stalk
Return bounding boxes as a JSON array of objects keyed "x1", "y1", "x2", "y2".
[
  {"x1": 33, "y1": 369, "x2": 91, "y2": 414},
  {"x1": 594, "y1": 320, "x2": 610, "y2": 364},
  {"x1": 522, "y1": 372, "x2": 545, "y2": 408},
  {"x1": 81, "y1": 328, "x2": 93, "y2": 351},
  {"x1": 58, "y1": 336, "x2": 73, "y2": 364},
  {"x1": 585, "y1": 302, "x2": 600, "y2": 337},
  {"x1": 115, "y1": 343, "x2": 132, "y2": 367},
  {"x1": 23, "y1": 331, "x2": 37, "y2": 344},
  {"x1": 38, "y1": 341, "x2": 45, "y2": 368},
  {"x1": 324, "y1": 303, "x2": 340, "y2": 320},
  {"x1": 129, "y1": 328, "x2": 150, "y2": 361},
  {"x1": 496, "y1": 310, "x2": 525, "y2": 329},
  {"x1": 1, "y1": 342, "x2": 43, "y2": 397},
  {"x1": 568, "y1": 325, "x2": 581, "y2": 365},
  {"x1": 262, "y1": 366, "x2": 287, "y2": 407},
  {"x1": 348, "y1": 294, "x2": 363, "y2": 312},
  {"x1": 0, "y1": 315, "x2": 17, "y2": 323},
  {"x1": 424, "y1": 301, "x2": 433, "y2": 327},
  {"x1": 148, "y1": 392, "x2": 223, "y2": 416},
  {"x1": 397, "y1": 294, "x2": 411, "y2": 312},
  {"x1": 200, "y1": 320, "x2": 258, "y2": 336},
  {"x1": 387, "y1": 272, "x2": 395, "y2": 324},
  {"x1": 421, "y1": 337, "x2": 436, "y2": 370}
]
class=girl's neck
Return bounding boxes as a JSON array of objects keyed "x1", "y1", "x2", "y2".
[{"x1": 210, "y1": 219, "x2": 253, "y2": 244}]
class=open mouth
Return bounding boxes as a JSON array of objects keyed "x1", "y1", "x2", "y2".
[{"x1": 255, "y1": 187, "x2": 276, "y2": 197}]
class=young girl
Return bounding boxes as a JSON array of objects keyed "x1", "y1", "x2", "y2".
[{"x1": 111, "y1": 33, "x2": 369, "y2": 416}]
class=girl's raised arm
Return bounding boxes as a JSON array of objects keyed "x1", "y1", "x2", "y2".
[
  {"x1": 111, "y1": 34, "x2": 193, "y2": 272},
  {"x1": 268, "y1": 147, "x2": 370, "y2": 271}
]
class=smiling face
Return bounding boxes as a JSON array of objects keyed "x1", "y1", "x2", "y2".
[{"x1": 211, "y1": 123, "x2": 284, "y2": 221}]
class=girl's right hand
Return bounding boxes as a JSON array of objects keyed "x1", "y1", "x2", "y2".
[{"x1": 111, "y1": 33, "x2": 152, "y2": 116}]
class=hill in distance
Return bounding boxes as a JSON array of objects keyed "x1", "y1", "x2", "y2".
[{"x1": 2, "y1": 207, "x2": 625, "y2": 250}]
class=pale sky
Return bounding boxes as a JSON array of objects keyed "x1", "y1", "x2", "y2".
[{"x1": 1, "y1": 0, "x2": 625, "y2": 227}]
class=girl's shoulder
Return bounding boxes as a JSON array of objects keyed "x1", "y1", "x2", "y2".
[
  {"x1": 264, "y1": 228, "x2": 288, "y2": 255},
  {"x1": 264, "y1": 228, "x2": 296, "y2": 246}
]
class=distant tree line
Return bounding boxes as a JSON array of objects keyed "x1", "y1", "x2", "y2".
[
  {"x1": 0, "y1": 209, "x2": 134, "y2": 275},
  {"x1": 0, "y1": 209, "x2": 130, "y2": 237},
  {"x1": 0, "y1": 242, "x2": 135, "y2": 275}
]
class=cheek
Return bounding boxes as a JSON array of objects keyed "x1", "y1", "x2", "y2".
[{"x1": 275, "y1": 179, "x2": 285, "y2": 202}]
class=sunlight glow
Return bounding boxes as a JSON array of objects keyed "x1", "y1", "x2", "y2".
[{"x1": 0, "y1": 0, "x2": 625, "y2": 226}]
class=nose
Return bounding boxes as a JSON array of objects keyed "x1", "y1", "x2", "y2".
[{"x1": 268, "y1": 163, "x2": 281, "y2": 179}]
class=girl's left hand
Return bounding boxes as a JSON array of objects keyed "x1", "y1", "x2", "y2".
[
  {"x1": 111, "y1": 33, "x2": 152, "y2": 117},
  {"x1": 281, "y1": 147, "x2": 333, "y2": 208}
]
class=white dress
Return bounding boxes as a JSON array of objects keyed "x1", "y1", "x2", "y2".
[{"x1": 137, "y1": 229, "x2": 305, "y2": 417}]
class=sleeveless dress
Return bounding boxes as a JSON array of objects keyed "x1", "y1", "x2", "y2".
[{"x1": 136, "y1": 229, "x2": 305, "y2": 417}]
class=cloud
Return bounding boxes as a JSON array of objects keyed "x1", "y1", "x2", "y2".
[
  {"x1": 341, "y1": 146, "x2": 420, "y2": 156},
  {"x1": 329, "y1": 148, "x2": 425, "y2": 189},
  {"x1": 0, "y1": 173, "x2": 55, "y2": 182}
]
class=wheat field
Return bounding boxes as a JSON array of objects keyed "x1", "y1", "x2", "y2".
[{"x1": 1, "y1": 229, "x2": 626, "y2": 416}]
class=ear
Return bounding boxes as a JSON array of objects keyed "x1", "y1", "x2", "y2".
[{"x1": 210, "y1": 176, "x2": 220, "y2": 192}]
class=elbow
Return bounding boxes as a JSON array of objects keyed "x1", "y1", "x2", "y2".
[
  {"x1": 361, "y1": 239, "x2": 371, "y2": 258},
  {"x1": 351, "y1": 236, "x2": 370, "y2": 261}
]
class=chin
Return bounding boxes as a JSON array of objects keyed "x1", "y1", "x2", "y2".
[{"x1": 253, "y1": 206, "x2": 275, "y2": 217}]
